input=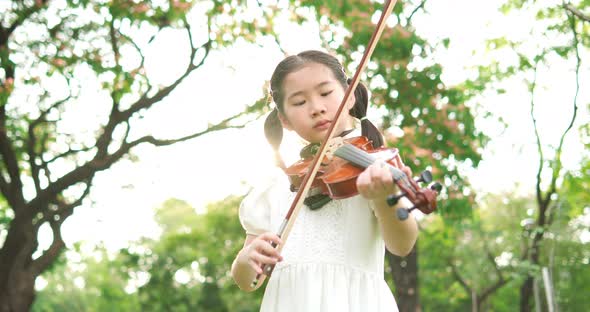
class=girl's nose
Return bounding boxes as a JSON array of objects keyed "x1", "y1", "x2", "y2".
[{"x1": 310, "y1": 100, "x2": 327, "y2": 117}]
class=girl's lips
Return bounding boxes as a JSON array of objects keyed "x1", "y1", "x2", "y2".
[{"x1": 314, "y1": 120, "x2": 331, "y2": 130}]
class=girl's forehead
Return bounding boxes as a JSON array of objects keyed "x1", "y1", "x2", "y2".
[{"x1": 282, "y1": 63, "x2": 338, "y2": 93}]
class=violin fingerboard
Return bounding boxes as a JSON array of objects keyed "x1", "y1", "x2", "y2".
[
  {"x1": 334, "y1": 144, "x2": 406, "y2": 181},
  {"x1": 333, "y1": 144, "x2": 375, "y2": 168}
]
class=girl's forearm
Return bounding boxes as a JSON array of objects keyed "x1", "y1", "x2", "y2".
[{"x1": 372, "y1": 197, "x2": 418, "y2": 256}]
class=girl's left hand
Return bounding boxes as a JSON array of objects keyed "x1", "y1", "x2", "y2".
[{"x1": 356, "y1": 161, "x2": 411, "y2": 201}]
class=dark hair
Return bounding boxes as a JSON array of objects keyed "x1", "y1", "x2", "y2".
[{"x1": 264, "y1": 50, "x2": 383, "y2": 168}]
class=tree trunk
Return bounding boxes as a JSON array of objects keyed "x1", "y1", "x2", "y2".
[
  {"x1": 520, "y1": 241, "x2": 540, "y2": 312},
  {"x1": 0, "y1": 269, "x2": 36, "y2": 312},
  {"x1": 520, "y1": 276, "x2": 534, "y2": 312},
  {"x1": 0, "y1": 215, "x2": 38, "y2": 312},
  {"x1": 388, "y1": 241, "x2": 420, "y2": 312},
  {"x1": 521, "y1": 200, "x2": 545, "y2": 312}
]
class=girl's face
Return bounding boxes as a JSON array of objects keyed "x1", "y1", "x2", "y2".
[{"x1": 278, "y1": 62, "x2": 355, "y2": 143}]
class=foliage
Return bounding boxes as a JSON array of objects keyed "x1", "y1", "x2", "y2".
[
  {"x1": 121, "y1": 196, "x2": 261, "y2": 312},
  {"x1": 419, "y1": 191, "x2": 590, "y2": 311},
  {"x1": 0, "y1": 0, "x2": 276, "y2": 308},
  {"x1": 32, "y1": 244, "x2": 140, "y2": 311},
  {"x1": 33, "y1": 196, "x2": 259, "y2": 311}
]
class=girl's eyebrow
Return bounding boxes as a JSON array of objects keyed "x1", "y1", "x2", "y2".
[{"x1": 287, "y1": 81, "x2": 334, "y2": 100}]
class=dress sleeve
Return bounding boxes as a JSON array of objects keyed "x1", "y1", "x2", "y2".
[{"x1": 238, "y1": 177, "x2": 276, "y2": 236}]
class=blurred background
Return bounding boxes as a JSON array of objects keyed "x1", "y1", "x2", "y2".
[{"x1": 0, "y1": 0, "x2": 588, "y2": 311}]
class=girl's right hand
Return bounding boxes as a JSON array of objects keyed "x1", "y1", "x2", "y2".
[{"x1": 240, "y1": 232, "x2": 283, "y2": 274}]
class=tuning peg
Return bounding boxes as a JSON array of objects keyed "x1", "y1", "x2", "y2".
[
  {"x1": 416, "y1": 170, "x2": 433, "y2": 184},
  {"x1": 430, "y1": 182, "x2": 443, "y2": 193},
  {"x1": 387, "y1": 192, "x2": 406, "y2": 206},
  {"x1": 396, "y1": 208, "x2": 409, "y2": 220},
  {"x1": 396, "y1": 206, "x2": 417, "y2": 221}
]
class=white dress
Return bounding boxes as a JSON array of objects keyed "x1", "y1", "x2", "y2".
[{"x1": 239, "y1": 165, "x2": 399, "y2": 312}]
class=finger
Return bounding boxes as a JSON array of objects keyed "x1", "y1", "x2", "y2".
[
  {"x1": 251, "y1": 238, "x2": 283, "y2": 261},
  {"x1": 356, "y1": 169, "x2": 371, "y2": 197},
  {"x1": 259, "y1": 232, "x2": 283, "y2": 246},
  {"x1": 395, "y1": 157, "x2": 403, "y2": 169},
  {"x1": 257, "y1": 241, "x2": 283, "y2": 260},
  {"x1": 379, "y1": 166, "x2": 394, "y2": 191},
  {"x1": 248, "y1": 258, "x2": 263, "y2": 274},
  {"x1": 252, "y1": 252, "x2": 280, "y2": 266},
  {"x1": 398, "y1": 156, "x2": 407, "y2": 168},
  {"x1": 402, "y1": 166, "x2": 413, "y2": 178},
  {"x1": 372, "y1": 163, "x2": 391, "y2": 192}
]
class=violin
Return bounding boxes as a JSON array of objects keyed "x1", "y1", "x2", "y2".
[{"x1": 285, "y1": 136, "x2": 442, "y2": 220}]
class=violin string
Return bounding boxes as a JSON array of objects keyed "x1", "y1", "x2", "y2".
[
  {"x1": 334, "y1": 144, "x2": 374, "y2": 167},
  {"x1": 335, "y1": 144, "x2": 406, "y2": 181}
]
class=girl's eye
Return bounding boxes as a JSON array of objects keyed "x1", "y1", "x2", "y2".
[
  {"x1": 294, "y1": 100, "x2": 305, "y2": 106},
  {"x1": 321, "y1": 90, "x2": 333, "y2": 96}
]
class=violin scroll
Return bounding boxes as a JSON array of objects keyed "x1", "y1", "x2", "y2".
[{"x1": 388, "y1": 169, "x2": 443, "y2": 220}]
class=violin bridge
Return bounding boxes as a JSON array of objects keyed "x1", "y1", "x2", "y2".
[{"x1": 325, "y1": 137, "x2": 345, "y2": 161}]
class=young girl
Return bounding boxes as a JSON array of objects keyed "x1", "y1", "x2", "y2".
[{"x1": 231, "y1": 50, "x2": 418, "y2": 311}]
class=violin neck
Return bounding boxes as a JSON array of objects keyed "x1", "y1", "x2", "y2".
[
  {"x1": 334, "y1": 144, "x2": 406, "y2": 180},
  {"x1": 334, "y1": 144, "x2": 375, "y2": 168}
]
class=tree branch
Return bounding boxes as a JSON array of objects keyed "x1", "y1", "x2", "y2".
[
  {"x1": 547, "y1": 5, "x2": 582, "y2": 202},
  {"x1": 31, "y1": 181, "x2": 91, "y2": 275},
  {"x1": 0, "y1": 105, "x2": 25, "y2": 208},
  {"x1": 28, "y1": 99, "x2": 256, "y2": 210},
  {"x1": 43, "y1": 145, "x2": 95, "y2": 166},
  {"x1": 127, "y1": 101, "x2": 262, "y2": 147},
  {"x1": 479, "y1": 247, "x2": 511, "y2": 302},
  {"x1": 407, "y1": 0, "x2": 428, "y2": 24},
  {"x1": 448, "y1": 259, "x2": 472, "y2": 294},
  {"x1": 95, "y1": 22, "x2": 212, "y2": 160},
  {"x1": 3, "y1": 1, "x2": 49, "y2": 39},
  {"x1": 26, "y1": 88, "x2": 73, "y2": 193},
  {"x1": 529, "y1": 59, "x2": 544, "y2": 208},
  {"x1": 109, "y1": 20, "x2": 121, "y2": 68},
  {"x1": 479, "y1": 276, "x2": 511, "y2": 304},
  {"x1": 119, "y1": 30, "x2": 147, "y2": 83},
  {"x1": 126, "y1": 30, "x2": 212, "y2": 120},
  {"x1": 563, "y1": 3, "x2": 590, "y2": 23},
  {"x1": 255, "y1": 0, "x2": 288, "y2": 55},
  {"x1": 29, "y1": 219, "x2": 65, "y2": 276}
]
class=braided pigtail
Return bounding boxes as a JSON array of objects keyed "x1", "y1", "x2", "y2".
[
  {"x1": 264, "y1": 108, "x2": 286, "y2": 169},
  {"x1": 347, "y1": 79, "x2": 384, "y2": 148}
]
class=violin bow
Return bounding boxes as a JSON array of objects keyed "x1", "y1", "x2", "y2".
[{"x1": 252, "y1": 0, "x2": 399, "y2": 287}]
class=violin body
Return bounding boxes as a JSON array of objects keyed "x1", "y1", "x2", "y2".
[
  {"x1": 284, "y1": 135, "x2": 441, "y2": 219},
  {"x1": 285, "y1": 136, "x2": 401, "y2": 199}
]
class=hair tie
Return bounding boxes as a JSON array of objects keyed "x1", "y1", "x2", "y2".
[{"x1": 359, "y1": 116, "x2": 369, "y2": 121}]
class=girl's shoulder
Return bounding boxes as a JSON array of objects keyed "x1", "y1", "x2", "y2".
[{"x1": 239, "y1": 167, "x2": 290, "y2": 235}]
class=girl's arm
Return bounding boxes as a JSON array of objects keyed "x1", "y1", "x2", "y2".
[
  {"x1": 356, "y1": 162, "x2": 418, "y2": 256},
  {"x1": 372, "y1": 196, "x2": 418, "y2": 256},
  {"x1": 231, "y1": 233, "x2": 283, "y2": 291}
]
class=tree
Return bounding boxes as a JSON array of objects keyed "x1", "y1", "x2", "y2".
[
  {"x1": 0, "y1": 1, "x2": 278, "y2": 309},
  {"x1": 478, "y1": 1, "x2": 588, "y2": 310}
]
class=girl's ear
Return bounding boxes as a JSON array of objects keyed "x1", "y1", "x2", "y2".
[
  {"x1": 346, "y1": 92, "x2": 356, "y2": 111},
  {"x1": 278, "y1": 111, "x2": 293, "y2": 130}
]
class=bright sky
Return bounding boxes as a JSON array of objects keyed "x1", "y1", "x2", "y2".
[{"x1": 27, "y1": 0, "x2": 588, "y2": 255}]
